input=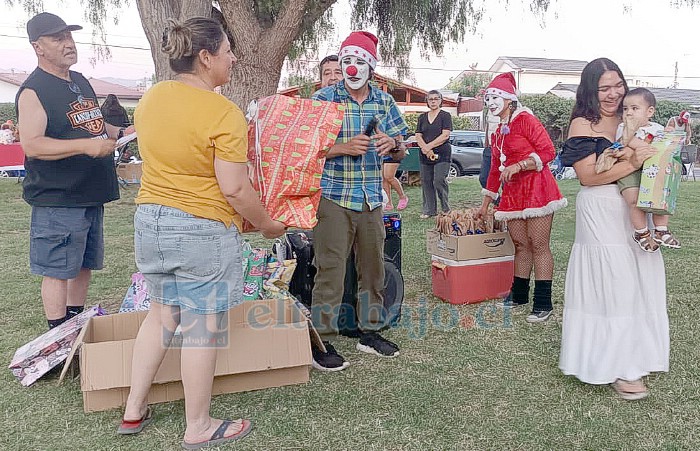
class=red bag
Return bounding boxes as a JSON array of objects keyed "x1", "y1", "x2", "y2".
[{"x1": 244, "y1": 95, "x2": 344, "y2": 231}]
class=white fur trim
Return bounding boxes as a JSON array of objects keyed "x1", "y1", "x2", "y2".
[
  {"x1": 529, "y1": 153, "x2": 544, "y2": 172},
  {"x1": 485, "y1": 87, "x2": 517, "y2": 102},
  {"x1": 494, "y1": 198, "x2": 568, "y2": 220},
  {"x1": 339, "y1": 45, "x2": 377, "y2": 69},
  {"x1": 482, "y1": 188, "x2": 499, "y2": 200}
]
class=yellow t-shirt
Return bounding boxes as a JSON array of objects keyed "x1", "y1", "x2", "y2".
[{"x1": 134, "y1": 81, "x2": 248, "y2": 229}]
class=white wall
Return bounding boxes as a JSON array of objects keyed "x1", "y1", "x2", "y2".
[
  {"x1": 517, "y1": 73, "x2": 583, "y2": 95},
  {"x1": 0, "y1": 81, "x2": 18, "y2": 103}
]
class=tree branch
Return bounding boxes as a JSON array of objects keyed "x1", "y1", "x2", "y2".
[{"x1": 269, "y1": 0, "x2": 335, "y2": 51}]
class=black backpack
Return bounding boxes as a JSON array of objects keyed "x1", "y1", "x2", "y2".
[
  {"x1": 282, "y1": 230, "x2": 403, "y2": 334},
  {"x1": 283, "y1": 231, "x2": 316, "y2": 307}
]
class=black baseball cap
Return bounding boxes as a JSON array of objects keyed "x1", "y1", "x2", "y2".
[{"x1": 27, "y1": 12, "x2": 82, "y2": 42}]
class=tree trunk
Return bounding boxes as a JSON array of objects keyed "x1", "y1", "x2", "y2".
[
  {"x1": 134, "y1": 0, "x2": 213, "y2": 83},
  {"x1": 133, "y1": 0, "x2": 336, "y2": 108}
]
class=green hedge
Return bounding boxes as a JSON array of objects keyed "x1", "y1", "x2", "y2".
[
  {"x1": 403, "y1": 112, "x2": 480, "y2": 135},
  {"x1": 0, "y1": 103, "x2": 17, "y2": 123}
]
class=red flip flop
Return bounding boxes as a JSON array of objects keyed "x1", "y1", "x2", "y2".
[
  {"x1": 181, "y1": 419, "x2": 253, "y2": 450},
  {"x1": 117, "y1": 406, "x2": 154, "y2": 435}
]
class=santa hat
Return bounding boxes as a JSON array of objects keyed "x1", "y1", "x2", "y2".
[
  {"x1": 339, "y1": 31, "x2": 378, "y2": 69},
  {"x1": 679, "y1": 110, "x2": 691, "y2": 124},
  {"x1": 485, "y1": 73, "x2": 518, "y2": 102}
]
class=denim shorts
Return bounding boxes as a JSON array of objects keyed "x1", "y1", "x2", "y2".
[
  {"x1": 30, "y1": 206, "x2": 104, "y2": 279},
  {"x1": 134, "y1": 204, "x2": 243, "y2": 314}
]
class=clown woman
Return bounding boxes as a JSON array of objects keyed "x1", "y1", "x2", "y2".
[{"x1": 477, "y1": 73, "x2": 567, "y2": 323}]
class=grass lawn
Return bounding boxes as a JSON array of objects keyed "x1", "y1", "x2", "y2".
[{"x1": 1, "y1": 176, "x2": 699, "y2": 451}]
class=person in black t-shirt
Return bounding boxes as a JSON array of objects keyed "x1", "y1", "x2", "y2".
[
  {"x1": 415, "y1": 90, "x2": 453, "y2": 218},
  {"x1": 16, "y1": 12, "x2": 134, "y2": 330}
]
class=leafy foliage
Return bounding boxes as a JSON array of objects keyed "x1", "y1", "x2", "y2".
[
  {"x1": 0, "y1": 103, "x2": 17, "y2": 123},
  {"x1": 404, "y1": 113, "x2": 419, "y2": 134},
  {"x1": 519, "y1": 94, "x2": 575, "y2": 130},
  {"x1": 446, "y1": 71, "x2": 491, "y2": 98},
  {"x1": 285, "y1": 75, "x2": 317, "y2": 98},
  {"x1": 652, "y1": 100, "x2": 691, "y2": 126},
  {"x1": 518, "y1": 94, "x2": 574, "y2": 144},
  {"x1": 403, "y1": 112, "x2": 481, "y2": 134}
]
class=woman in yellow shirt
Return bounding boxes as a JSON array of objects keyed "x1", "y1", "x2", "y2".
[{"x1": 117, "y1": 17, "x2": 285, "y2": 449}]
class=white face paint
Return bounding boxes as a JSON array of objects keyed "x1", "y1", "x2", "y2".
[
  {"x1": 484, "y1": 94, "x2": 506, "y2": 116},
  {"x1": 341, "y1": 55, "x2": 370, "y2": 90}
]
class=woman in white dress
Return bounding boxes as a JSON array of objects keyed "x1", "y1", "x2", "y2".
[{"x1": 558, "y1": 58, "x2": 669, "y2": 400}]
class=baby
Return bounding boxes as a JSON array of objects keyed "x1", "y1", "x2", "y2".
[{"x1": 616, "y1": 88, "x2": 680, "y2": 252}]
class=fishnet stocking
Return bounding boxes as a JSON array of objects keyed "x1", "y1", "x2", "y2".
[
  {"x1": 527, "y1": 214, "x2": 554, "y2": 280},
  {"x1": 507, "y1": 214, "x2": 555, "y2": 280},
  {"x1": 507, "y1": 219, "x2": 533, "y2": 279}
]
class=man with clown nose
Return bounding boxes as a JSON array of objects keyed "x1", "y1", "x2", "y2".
[{"x1": 309, "y1": 31, "x2": 408, "y2": 371}]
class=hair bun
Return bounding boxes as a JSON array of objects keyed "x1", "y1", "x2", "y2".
[{"x1": 161, "y1": 18, "x2": 193, "y2": 59}]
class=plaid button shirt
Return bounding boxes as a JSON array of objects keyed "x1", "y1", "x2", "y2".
[{"x1": 312, "y1": 81, "x2": 408, "y2": 212}]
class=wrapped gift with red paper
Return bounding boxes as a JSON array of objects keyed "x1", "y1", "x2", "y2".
[{"x1": 244, "y1": 95, "x2": 345, "y2": 231}]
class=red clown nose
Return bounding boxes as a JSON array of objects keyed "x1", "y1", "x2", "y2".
[{"x1": 346, "y1": 65, "x2": 358, "y2": 77}]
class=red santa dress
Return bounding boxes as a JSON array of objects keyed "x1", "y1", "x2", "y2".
[{"x1": 482, "y1": 107, "x2": 567, "y2": 220}]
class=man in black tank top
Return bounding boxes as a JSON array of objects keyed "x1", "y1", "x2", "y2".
[{"x1": 16, "y1": 13, "x2": 133, "y2": 330}]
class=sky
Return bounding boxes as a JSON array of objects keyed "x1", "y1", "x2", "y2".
[{"x1": 1, "y1": 0, "x2": 700, "y2": 91}]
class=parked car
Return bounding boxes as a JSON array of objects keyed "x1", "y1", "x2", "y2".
[{"x1": 448, "y1": 130, "x2": 485, "y2": 179}]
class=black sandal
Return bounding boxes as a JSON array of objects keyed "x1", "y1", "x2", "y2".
[{"x1": 181, "y1": 419, "x2": 253, "y2": 450}]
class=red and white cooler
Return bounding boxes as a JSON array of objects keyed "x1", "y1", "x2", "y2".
[{"x1": 431, "y1": 255, "x2": 514, "y2": 305}]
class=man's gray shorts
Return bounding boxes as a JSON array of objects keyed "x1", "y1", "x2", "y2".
[{"x1": 29, "y1": 206, "x2": 105, "y2": 279}]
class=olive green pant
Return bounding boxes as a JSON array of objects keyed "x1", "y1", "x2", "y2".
[{"x1": 311, "y1": 197, "x2": 386, "y2": 338}]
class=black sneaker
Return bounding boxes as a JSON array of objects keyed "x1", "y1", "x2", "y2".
[
  {"x1": 356, "y1": 332, "x2": 400, "y2": 357},
  {"x1": 312, "y1": 341, "x2": 349, "y2": 372}
]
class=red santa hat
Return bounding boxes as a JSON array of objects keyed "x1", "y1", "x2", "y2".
[
  {"x1": 679, "y1": 110, "x2": 691, "y2": 124},
  {"x1": 338, "y1": 31, "x2": 378, "y2": 69},
  {"x1": 485, "y1": 73, "x2": 519, "y2": 102}
]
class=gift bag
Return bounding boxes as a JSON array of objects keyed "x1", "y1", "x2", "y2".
[
  {"x1": 119, "y1": 272, "x2": 151, "y2": 313},
  {"x1": 244, "y1": 95, "x2": 345, "y2": 231},
  {"x1": 9, "y1": 305, "x2": 104, "y2": 386},
  {"x1": 637, "y1": 132, "x2": 685, "y2": 215},
  {"x1": 242, "y1": 242, "x2": 269, "y2": 301}
]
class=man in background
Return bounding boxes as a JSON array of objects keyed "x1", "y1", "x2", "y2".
[{"x1": 319, "y1": 54, "x2": 342, "y2": 88}]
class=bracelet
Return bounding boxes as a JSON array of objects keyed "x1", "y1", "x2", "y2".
[
  {"x1": 518, "y1": 160, "x2": 527, "y2": 170},
  {"x1": 389, "y1": 137, "x2": 401, "y2": 153}
]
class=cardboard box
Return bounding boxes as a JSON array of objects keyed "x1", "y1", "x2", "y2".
[
  {"x1": 9, "y1": 306, "x2": 103, "y2": 387},
  {"x1": 67, "y1": 298, "x2": 312, "y2": 412},
  {"x1": 426, "y1": 229, "x2": 515, "y2": 261},
  {"x1": 637, "y1": 132, "x2": 685, "y2": 215},
  {"x1": 431, "y1": 255, "x2": 514, "y2": 304},
  {"x1": 116, "y1": 161, "x2": 142, "y2": 184}
]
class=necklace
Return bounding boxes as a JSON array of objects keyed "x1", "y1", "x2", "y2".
[{"x1": 493, "y1": 125, "x2": 508, "y2": 172}]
